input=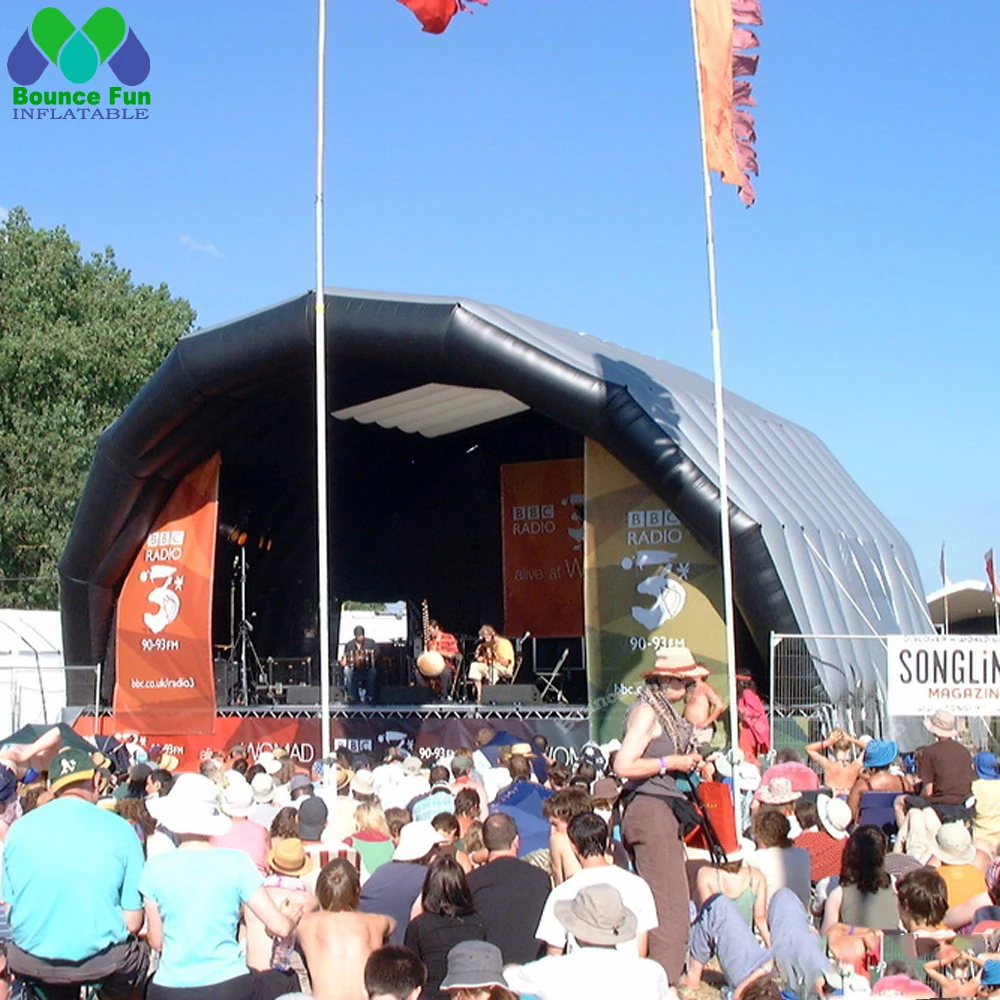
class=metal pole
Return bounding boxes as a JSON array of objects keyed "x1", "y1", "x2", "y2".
[
  {"x1": 315, "y1": 0, "x2": 331, "y2": 762},
  {"x1": 689, "y1": 0, "x2": 741, "y2": 834}
]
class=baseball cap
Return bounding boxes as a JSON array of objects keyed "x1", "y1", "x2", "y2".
[
  {"x1": 298, "y1": 795, "x2": 329, "y2": 841},
  {"x1": 49, "y1": 747, "x2": 96, "y2": 794}
]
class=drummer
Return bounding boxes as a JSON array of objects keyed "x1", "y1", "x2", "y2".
[{"x1": 418, "y1": 619, "x2": 460, "y2": 697}]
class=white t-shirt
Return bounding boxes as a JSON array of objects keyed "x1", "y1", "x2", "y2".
[
  {"x1": 504, "y1": 949, "x2": 672, "y2": 1000},
  {"x1": 482, "y1": 766, "x2": 513, "y2": 804},
  {"x1": 535, "y1": 866, "x2": 658, "y2": 955}
]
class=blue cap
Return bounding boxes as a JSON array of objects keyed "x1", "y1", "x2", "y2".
[
  {"x1": 863, "y1": 739, "x2": 898, "y2": 769},
  {"x1": 975, "y1": 751, "x2": 1000, "y2": 781},
  {"x1": 983, "y1": 959, "x2": 1000, "y2": 986}
]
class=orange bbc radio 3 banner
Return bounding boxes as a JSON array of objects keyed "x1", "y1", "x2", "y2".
[
  {"x1": 501, "y1": 458, "x2": 584, "y2": 637},
  {"x1": 113, "y1": 454, "x2": 221, "y2": 735}
]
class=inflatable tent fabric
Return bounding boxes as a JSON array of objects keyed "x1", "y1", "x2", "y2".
[{"x1": 58, "y1": 289, "x2": 932, "y2": 720}]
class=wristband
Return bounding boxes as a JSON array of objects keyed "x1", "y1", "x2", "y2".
[{"x1": 658, "y1": 756, "x2": 668, "y2": 776}]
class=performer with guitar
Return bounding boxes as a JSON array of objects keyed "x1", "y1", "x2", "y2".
[
  {"x1": 339, "y1": 625, "x2": 378, "y2": 704},
  {"x1": 468, "y1": 624, "x2": 515, "y2": 703}
]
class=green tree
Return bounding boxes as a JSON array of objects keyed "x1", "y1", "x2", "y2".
[{"x1": 0, "y1": 208, "x2": 195, "y2": 609}]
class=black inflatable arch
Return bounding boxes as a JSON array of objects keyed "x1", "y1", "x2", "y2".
[{"x1": 59, "y1": 289, "x2": 798, "y2": 692}]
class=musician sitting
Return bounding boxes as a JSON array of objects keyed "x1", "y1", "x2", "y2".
[
  {"x1": 418, "y1": 619, "x2": 460, "y2": 697},
  {"x1": 469, "y1": 624, "x2": 515, "y2": 703},
  {"x1": 339, "y1": 626, "x2": 378, "y2": 704}
]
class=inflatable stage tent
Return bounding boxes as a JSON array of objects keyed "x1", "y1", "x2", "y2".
[{"x1": 58, "y1": 290, "x2": 932, "y2": 743}]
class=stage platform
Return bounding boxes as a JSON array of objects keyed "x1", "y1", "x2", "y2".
[{"x1": 215, "y1": 703, "x2": 591, "y2": 722}]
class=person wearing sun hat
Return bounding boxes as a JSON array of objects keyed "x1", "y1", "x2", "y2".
[
  {"x1": 612, "y1": 641, "x2": 706, "y2": 982},
  {"x1": 972, "y1": 750, "x2": 1000, "y2": 851},
  {"x1": 846, "y1": 738, "x2": 910, "y2": 822},
  {"x1": 2, "y1": 746, "x2": 151, "y2": 996},
  {"x1": 140, "y1": 773, "x2": 300, "y2": 999},
  {"x1": 504, "y1": 884, "x2": 670, "y2": 998},
  {"x1": 754, "y1": 776, "x2": 804, "y2": 837},
  {"x1": 211, "y1": 775, "x2": 270, "y2": 874},
  {"x1": 979, "y1": 958, "x2": 1000, "y2": 996},
  {"x1": 912, "y1": 710, "x2": 975, "y2": 822},
  {"x1": 439, "y1": 941, "x2": 509, "y2": 996},
  {"x1": 243, "y1": 838, "x2": 319, "y2": 978},
  {"x1": 930, "y1": 821, "x2": 987, "y2": 908}
]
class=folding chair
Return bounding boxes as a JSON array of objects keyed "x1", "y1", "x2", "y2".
[{"x1": 535, "y1": 647, "x2": 569, "y2": 703}]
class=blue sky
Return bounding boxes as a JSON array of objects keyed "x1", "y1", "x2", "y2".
[{"x1": 2, "y1": 1, "x2": 996, "y2": 596}]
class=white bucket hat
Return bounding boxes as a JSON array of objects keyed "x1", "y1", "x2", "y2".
[
  {"x1": 816, "y1": 793, "x2": 852, "y2": 840},
  {"x1": 147, "y1": 773, "x2": 231, "y2": 837}
]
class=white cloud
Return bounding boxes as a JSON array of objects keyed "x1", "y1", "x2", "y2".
[
  {"x1": 0, "y1": 206, "x2": 8, "y2": 221},
  {"x1": 180, "y1": 234, "x2": 223, "y2": 259}
]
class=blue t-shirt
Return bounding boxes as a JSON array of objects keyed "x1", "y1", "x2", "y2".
[
  {"x1": 2, "y1": 796, "x2": 144, "y2": 961},
  {"x1": 139, "y1": 847, "x2": 263, "y2": 988}
]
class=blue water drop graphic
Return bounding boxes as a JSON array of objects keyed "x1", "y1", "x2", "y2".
[
  {"x1": 108, "y1": 29, "x2": 149, "y2": 87},
  {"x1": 7, "y1": 29, "x2": 48, "y2": 86},
  {"x1": 58, "y1": 31, "x2": 99, "y2": 84}
]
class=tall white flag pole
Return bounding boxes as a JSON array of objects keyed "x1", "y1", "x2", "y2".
[
  {"x1": 689, "y1": 0, "x2": 742, "y2": 829},
  {"x1": 314, "y1": 0, "x2": 331, "y2": 761}
]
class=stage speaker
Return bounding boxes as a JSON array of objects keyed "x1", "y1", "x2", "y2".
[
  {"x1": 380, "y1": 685, "x2": 436, "y2": 706},
  {"x1": 214, "y1": 658, "x2": 236, "y2": 705},
  {"x1": 286, "y1": 685, "x2": 321, "y2": 705},
  {"x1": 484, "y1": 684, "x2": 539, "y2": 705}
]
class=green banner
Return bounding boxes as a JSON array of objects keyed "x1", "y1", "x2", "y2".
[{"x1": 584, "y1": 441, "x2": 727, "y2": 743}]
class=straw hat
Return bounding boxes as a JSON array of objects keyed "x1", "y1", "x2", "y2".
[
  {"x1": 924, "y1": 710, "x2": 958, "y2": 738},
  {"x1": 256, "y1": 751, "x2": 282, "y2": 776},
  {"x1": 402, "y1": 756, "x2": 424, "y2": 776},
  {"x1": 158, "y1": 753, "x2": 180, "y2": 772},
  {"x1": 643, "y1": 645, "x2": 710, "y2": 681},
  {"x1": 510, "y1": 742, "x2": 535, "y2": 759},
  {"x1": 816, "y1": 793, "x2": 852, "y2": 840},
  {"x1": 147, "y1": 773, "x2": 231, "y2": 837},
  {"x1": 266, "y1": 837, "x2": 315, "y2": 877},
  {"x1": 935, "y1": 821, "x2": 976, "y2": 866}
]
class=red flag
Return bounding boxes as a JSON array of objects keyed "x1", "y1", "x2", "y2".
[
  {"x1": 693, "y1": 0, "x2": 762, "y2": 206},
  {"x1": 397, "y1": 0, "x2": 487, "y2": 34},
  {"x1": 987, "y1": 548, "x2": 1000, "y2": 598}
]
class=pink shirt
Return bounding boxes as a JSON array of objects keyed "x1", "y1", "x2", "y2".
[
  {"x1": 760, "y1": 761, "x2": 820, "y2": 792},
  {"x1": 211, "y1": 818, "x2": 270, "y2": 874}
]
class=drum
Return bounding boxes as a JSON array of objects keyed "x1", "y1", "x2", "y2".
[{"x1": 417, "y1": 650, "x2": 446, "y2": 678}]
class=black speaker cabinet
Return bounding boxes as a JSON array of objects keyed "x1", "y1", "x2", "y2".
[
  {"x1": 285, "y1": 685, "x2": 321, "y2": 705},
  {"x1": 484, "y1": 683, "x2": 539, "y2": 705},
  {"x1": 380, "y1": 684, "x2": 436, "y2": 705}
]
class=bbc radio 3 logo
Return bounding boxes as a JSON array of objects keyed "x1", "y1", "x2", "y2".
[{"x1": 7, "y1": 7, "x2": 151, "y2": 120}]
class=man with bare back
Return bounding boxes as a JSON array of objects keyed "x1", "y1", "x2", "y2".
[
  {"x1": 683, "y1": 677, "x2": 726, "y2": 747},
  {"x1": 297, "y1": 858, "x2": 397, "y2": 1000}
]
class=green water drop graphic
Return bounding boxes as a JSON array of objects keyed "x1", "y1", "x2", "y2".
[
  {"x1": 31, "y1": 7, "x2": 75, "y2": 65},
  {"x1": 58, "y1": 31, "x2": 99, "y2": 84},
  {"x1": 82, "y1": 7, "x2": 126, "y2": 64}
]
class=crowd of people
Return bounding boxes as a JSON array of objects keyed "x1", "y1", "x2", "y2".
[{"x1": 0, "y1": 659, "x2": 998, "y2": 1000}]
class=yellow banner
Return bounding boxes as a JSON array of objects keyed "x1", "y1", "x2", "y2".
[{"x1": 584, "y1": 441, "x2": 727, "y2": 743}]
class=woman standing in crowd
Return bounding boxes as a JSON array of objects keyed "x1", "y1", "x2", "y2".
[
  {"x1": 614, "y1": 648, "x2": 705, "y2": 984},
  {"x1": 821, "y1": 825, "x2": 900, "y2": 932},
  {"x1": 140, "y1": 773, "x2": 301, "y2": 1000},
  {"x1": 403, "y1": 855, "x2": 487, "y2": 1000}
]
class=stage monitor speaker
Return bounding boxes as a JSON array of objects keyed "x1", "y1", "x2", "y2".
[
  {"x1": 286, "y1": 685, "x2": 321, "y2": 705},
  {"x1": 214, "y1": 658, "x2": 236, "y2": 705},
  {"x1": 380, "y1": 685, "x2": 436, "y2": 706},
  {"x1": 484, "y1": 684, "x2": 539, "y2": 705}
]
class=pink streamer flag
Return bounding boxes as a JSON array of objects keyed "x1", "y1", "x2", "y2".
[{"x1": 693, "y1": 0, "x2": 762, "y2": 206}]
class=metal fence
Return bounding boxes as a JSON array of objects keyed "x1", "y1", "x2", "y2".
[
  {"x1": 768, "y1": 632, "x2": 887, "y2": 754},
  {"x1": 0, "y1": 663, "x2": 100, "y2": 733}
]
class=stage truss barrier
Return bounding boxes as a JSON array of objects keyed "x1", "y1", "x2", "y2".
[
  {"x1": 222, "y1": 704, "x2": 591, "y2": 722},
  {"x1": 768, "y1": 633, "x2": 887, "y2": 753}
]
